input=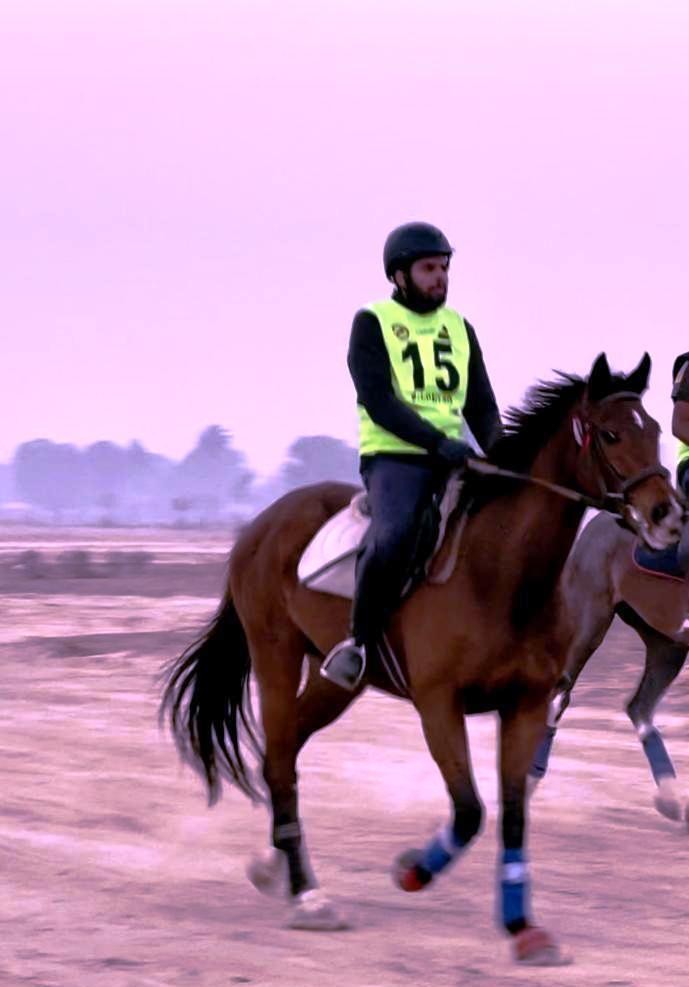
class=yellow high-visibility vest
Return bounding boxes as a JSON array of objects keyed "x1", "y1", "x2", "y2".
[{"x1": 357, "y1": 299, "x2": 471, "y2": 456}]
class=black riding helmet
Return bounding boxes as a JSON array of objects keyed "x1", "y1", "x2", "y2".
[{"x1": 383, "y1": 222, "x2": 453, "y2": 280}]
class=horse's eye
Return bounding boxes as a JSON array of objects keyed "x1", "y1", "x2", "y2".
[{"x1": 601, "y1": 429, "x2": 620, "y2": 445}]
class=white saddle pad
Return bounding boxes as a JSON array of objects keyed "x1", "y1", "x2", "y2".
[
  {"x1": 297, "y1": 475, "x2": 464, "y2": 600},
  {"x1": 297, "y1": 491, "x2": 369, "y2": 598}
]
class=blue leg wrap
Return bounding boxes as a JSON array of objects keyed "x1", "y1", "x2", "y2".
[
  {"x1": 529, "y1": 726, "x2": 556, "y2": 780},
  {"x1": 419, "y1": 824, "x2": 465, "y2": 876},
  {"x1": 642, "y1": 728, "x2": 676, "y2": 784},
  {"x1": 500, "y1": 848, "x2": 530, "y2": 929}
]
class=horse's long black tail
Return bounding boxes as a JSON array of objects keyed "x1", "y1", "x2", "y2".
[{"x1": 159, "y1": 592, "x2": 264, "y2": 805}]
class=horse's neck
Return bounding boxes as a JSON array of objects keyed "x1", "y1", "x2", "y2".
[
  {"x1": 462, "y1": 432, "x2": 586, "y2": 594},
  {"x1": 514, "y1": 435, "x2": 585, "y2": 564},
  {"x1": 491, "y1": 487, "x2": 585, "y2": 574}
]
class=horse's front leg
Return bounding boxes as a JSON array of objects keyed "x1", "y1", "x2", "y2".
[
  {"x1": 394, "y1": 686, "x2": 484, "y2": 891},
  {"x1": 499, "y1": 696, "x2": 570, "y2": 966}
]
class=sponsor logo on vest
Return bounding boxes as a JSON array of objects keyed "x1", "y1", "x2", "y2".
[{"x1": 392, "y1": 323, "x2": 409, "y2": 340}]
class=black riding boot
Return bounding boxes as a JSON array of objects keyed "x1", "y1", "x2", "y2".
[
  {"x1": 321, "y1": 549, "x2": 381, "y2": 692},
  {"x1": 320, "y1": 548, "x2": 391, "y2": 691}
]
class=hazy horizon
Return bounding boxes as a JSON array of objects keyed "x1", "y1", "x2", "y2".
[{"x1": 3, "y1": 1, "x2": 688, "y2": 474}]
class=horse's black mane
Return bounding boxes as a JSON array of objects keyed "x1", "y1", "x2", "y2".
[
  {"x1": 488, "y1": 373, "x2": 585, "y2": 472},
  {"x1": 463, "y1": 368, "x2": 636, "y2": 514},
  {"x1": 488, "y1": 369, "x2": 633, "y2": 472}
]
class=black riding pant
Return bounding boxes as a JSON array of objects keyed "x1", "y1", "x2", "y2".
[
  {"x1": 679, "y1": 460, "x2": 689, "y2": 499},
  {"x1": 678, "y1": 462, "x2": 689, "y2": 571},
  {"x1": 351, "y1": 455, "x2": 447, "y2": 646}
]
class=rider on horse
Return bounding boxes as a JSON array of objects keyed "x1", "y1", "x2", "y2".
[
  {"x1": 672, "y1": 351, "x2": 689, "y2": 498},
  {"x1": 320, "y1": 221, "x2": 502, "y2": 691}
]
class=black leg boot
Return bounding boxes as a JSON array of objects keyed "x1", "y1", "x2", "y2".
[{"x1": 319, "y1": 550, "x2": 385, "y2": 691}]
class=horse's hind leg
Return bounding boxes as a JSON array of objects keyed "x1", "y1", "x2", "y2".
[
  {"x1": 247, "y1": 629, "x2": 349, "y2": 930},
  {"x1": 249, "y1": 656, "x2": 360, "y2": 913},
  {"x1": 296, "y1": 656, "x2": 363, "y2": 751},
  {"x1": 621, "y1": 616, "x2": 688, "y2": 822}
]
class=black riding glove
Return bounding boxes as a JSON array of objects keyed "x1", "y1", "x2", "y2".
[{"x1": 435, "y1": 437, "x2": 473, "y2": 469}]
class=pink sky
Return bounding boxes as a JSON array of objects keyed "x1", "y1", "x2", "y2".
[{"x1": 2, "y1": 1, "x2": 688, "y2": 473}]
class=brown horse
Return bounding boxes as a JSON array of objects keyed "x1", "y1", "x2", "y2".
[
  {"x1": 528, "y1": 509, "x2": 689, "y2": 823},
  {"x1": 161, "y1": 353, "x2": 682, "y2": 965}
]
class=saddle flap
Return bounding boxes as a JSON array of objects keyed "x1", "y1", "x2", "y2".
[
  {"x1": 297, "y1": 492, "x2": 370, "y2": 598},
  {"x1": 297, "y1": 473, "x2": 466, "y2": 600},
  {"x1": 632, "y1": 540, "x2": 687, "y2": 582}
]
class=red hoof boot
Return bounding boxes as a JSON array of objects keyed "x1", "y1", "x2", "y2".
[
  {"x1": 392, "y1": 850, "x2": 433, "y2": 893},
  {"x1": 513, "y1": 926, "x2": 570, "y2": 966}
]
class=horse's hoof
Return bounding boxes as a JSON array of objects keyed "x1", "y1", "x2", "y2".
[
  {"x1": 654, "y1": 779, "x2": 682, "y2": 822},
  {"x1": 392, "y1": 849, "x2": 433, "y2": 893},
  {"x1": 513, "y1": 926, "x2": 572, "y2": 966},
  {"x1": 286, "y1": 889, "x2": 350, "y2": 931},
  {"x1": 246, "y1": 848, "x2": 287, "y2": 897}
]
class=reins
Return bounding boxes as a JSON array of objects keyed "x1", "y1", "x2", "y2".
[
  {"x1": 465, "y1": 389, "x2": 669, "y2": 518},
  {"x1": 465, "y1": 458, "x2": 627, "y2": 515}
]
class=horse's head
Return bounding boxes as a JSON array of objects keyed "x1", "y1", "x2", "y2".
[{"x1": 575, "y1": 352, "x2": 683, "y2": 549}]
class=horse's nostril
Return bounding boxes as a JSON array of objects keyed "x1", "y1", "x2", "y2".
[{"x1": 651, "y1": 502, "x2": 670, "y2": 526}]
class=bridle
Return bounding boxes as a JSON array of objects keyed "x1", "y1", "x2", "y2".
[
  {"x1": 466, "y1": 391, "x2": 669, "y2": 518},
  {"x1": 574, "y1": 391, "x2": 669, "y2": 509}
]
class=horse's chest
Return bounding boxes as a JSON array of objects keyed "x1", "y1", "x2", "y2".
[{"x1": 474, "y1": 638, "x2": 564, "y2": 699}]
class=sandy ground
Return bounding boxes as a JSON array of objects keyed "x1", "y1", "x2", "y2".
[{"x1": 2, "y1": 528, "x2": 689, "y2": 987}]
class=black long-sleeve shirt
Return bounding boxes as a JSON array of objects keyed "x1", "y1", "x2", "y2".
[{"x1": 347, "y1": 298, "x2": 501, "y2": 457}]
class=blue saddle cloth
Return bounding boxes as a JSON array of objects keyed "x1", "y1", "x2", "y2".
[{"x1": 633, "y1": 541, "x2": 686, "y2": 580}]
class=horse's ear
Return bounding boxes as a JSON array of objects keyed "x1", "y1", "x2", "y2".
[
  {"x1": 625, "y1": 352, "x2": 651, "y2": 394},
  {"x1": 586, "y1": 353, "x2": 612, "y2": 401}
]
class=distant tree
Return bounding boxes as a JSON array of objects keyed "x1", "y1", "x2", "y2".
[
  {"x1": 171, "y1": 495, "x2": 194, "y2": 527},
  {"x1": 83, "y1": 440, "x2": 128, "y2": 507},
  {"x1": 7, "y1": 429, "x2": 257, "y2": 524},
  {"x1": 13, "y1": 440, "x2": 87, "y2": 517},
  {"x1": 0, "y1": 463, "x2": 12, "y2": 502},
  {"x1": 172, "y1": 426, "x2": 254, "y2": 509},
  {"x1": 280, "y1": 435, "x2": 359, "y2": 490},
  {"x1": 124, "y1": 441, "x2": 175, "y2": 499}
]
